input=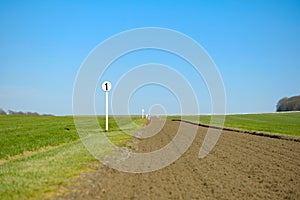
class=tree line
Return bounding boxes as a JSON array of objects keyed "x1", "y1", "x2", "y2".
[
  {"x1": 0, "y1": 108, "x2": 53, "y2": 116},
  {"x1": 276, "y1": 95, "x2": 300, "y2": 112}
]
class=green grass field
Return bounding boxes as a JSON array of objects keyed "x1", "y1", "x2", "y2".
[
  {"x1": 169, "y1": 112, "x2": 300, "y2": 137},
  {"x1": 0, "y1": 115, "x2": 145, "y2": 199}
]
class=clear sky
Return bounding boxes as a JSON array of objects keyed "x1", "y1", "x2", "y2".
[{"x1": 1, "y1": 0, "x2": 300, "y2": 115}]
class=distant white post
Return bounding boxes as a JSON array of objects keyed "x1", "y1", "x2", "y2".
[
  {"x1": 142, "y1": 109, "x2": 145, "y2": 118},
  {"x1": 101, "y1": 81, "x2": 112, "y2": 132}
]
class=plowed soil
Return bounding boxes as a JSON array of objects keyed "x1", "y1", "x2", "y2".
[{"x1": 55, "y1": 119, "x2": 300, "y2": 200}]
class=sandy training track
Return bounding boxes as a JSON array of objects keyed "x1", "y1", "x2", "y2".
[{"x1": 56, "y1": 119, "x2": 300, "y2": 200}]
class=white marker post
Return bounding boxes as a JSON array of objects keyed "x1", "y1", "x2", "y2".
[
  {"x1": 101, "y1": 81, "x2": 112, "y2": 132},
  {"x1": 141, "y1": 109, "x2": 145, "y2": 118}
]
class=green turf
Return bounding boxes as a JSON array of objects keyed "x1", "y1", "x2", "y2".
[
  {"x1": 0, "y1": 141, "x2": 96, "y2": 199},
  {"x1": 0, "y1": 115, "x2": 144, "y2": 159},
  {"x1": 0, "y1": 115, "x2": 78, "y2": 159},
  {"x1": 169, "y1": 112, "x2": 300, "y2": 137},
  {"x1": 0, "y1": 115, "x2": 145, "y2": 199}
]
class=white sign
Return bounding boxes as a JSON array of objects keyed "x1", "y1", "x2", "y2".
[
  {"x1": 102, "y1": 81, "x2": 112, "y2": 131},
  {"x1": 101, "y1": 81, "x2": 112, "y2": 92}
]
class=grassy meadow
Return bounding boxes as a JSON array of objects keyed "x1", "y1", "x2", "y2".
[
  {"x1": 169, "y1": 112, "x2": 300, "y2": 137},
  {"x1": 0, "y1": 115, "x2": 145, "y2": 199}
]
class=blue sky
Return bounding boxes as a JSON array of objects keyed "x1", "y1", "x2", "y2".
[{"x1": 1, "y1": 0, "x2": 300, "y2": 115}]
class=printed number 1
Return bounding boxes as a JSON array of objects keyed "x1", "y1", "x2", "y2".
[{"x1": 105, "y1": 83, "x2": 108, "y2": 91}]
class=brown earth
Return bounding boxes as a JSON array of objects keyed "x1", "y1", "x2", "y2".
[{"x1": 54, "y1": 119, "x2": 300, "y2": 200}]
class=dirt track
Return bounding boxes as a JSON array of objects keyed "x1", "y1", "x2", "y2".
[{"x1": 56, "y1": 119, "x2": 300, "y2": 200}]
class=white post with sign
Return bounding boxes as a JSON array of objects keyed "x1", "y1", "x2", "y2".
[
  {"x1": 142, "y1": 109, "x2": 145, "y2": 118},
  {"x1": 101, "y1": 81, "x2": 112, "y2": 132}
]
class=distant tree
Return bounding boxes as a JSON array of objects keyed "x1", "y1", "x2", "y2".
[
  {"x1": 6, "y1": 109, "x2": 53, "y2": 116},
  {"x1": 276, "y1": 95, "x2": 300, "y2": 112},
  {"x1": 8, "y1": 110, "x2": 25, "y2": 115},
  {"x1": 8, "y1": 110, "x2": 15, "y2": 115},
  {"x1": 26, "y1": 112, "x2": 39, "y2": 116},
  {"x1": 42, "y1": 114, "x2": 54, "y2": 116},
  {"x1": 276, "y1": 97, "x2": 288, "y2": 111},
  {"x1": 0, "y1": 108, "x2": 6, "y2": 115}
]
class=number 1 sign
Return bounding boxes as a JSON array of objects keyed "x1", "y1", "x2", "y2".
[
  {"x1": 101, "y1": 81, "x2": 112, "y2": 131},
  {"x1": 102, "y1": 81, "x2": 112, "y2": 92}
]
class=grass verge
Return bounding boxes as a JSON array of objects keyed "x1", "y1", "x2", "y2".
[{"x1": 168, "y1": 112, "x2": 300, "y2": 137}]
